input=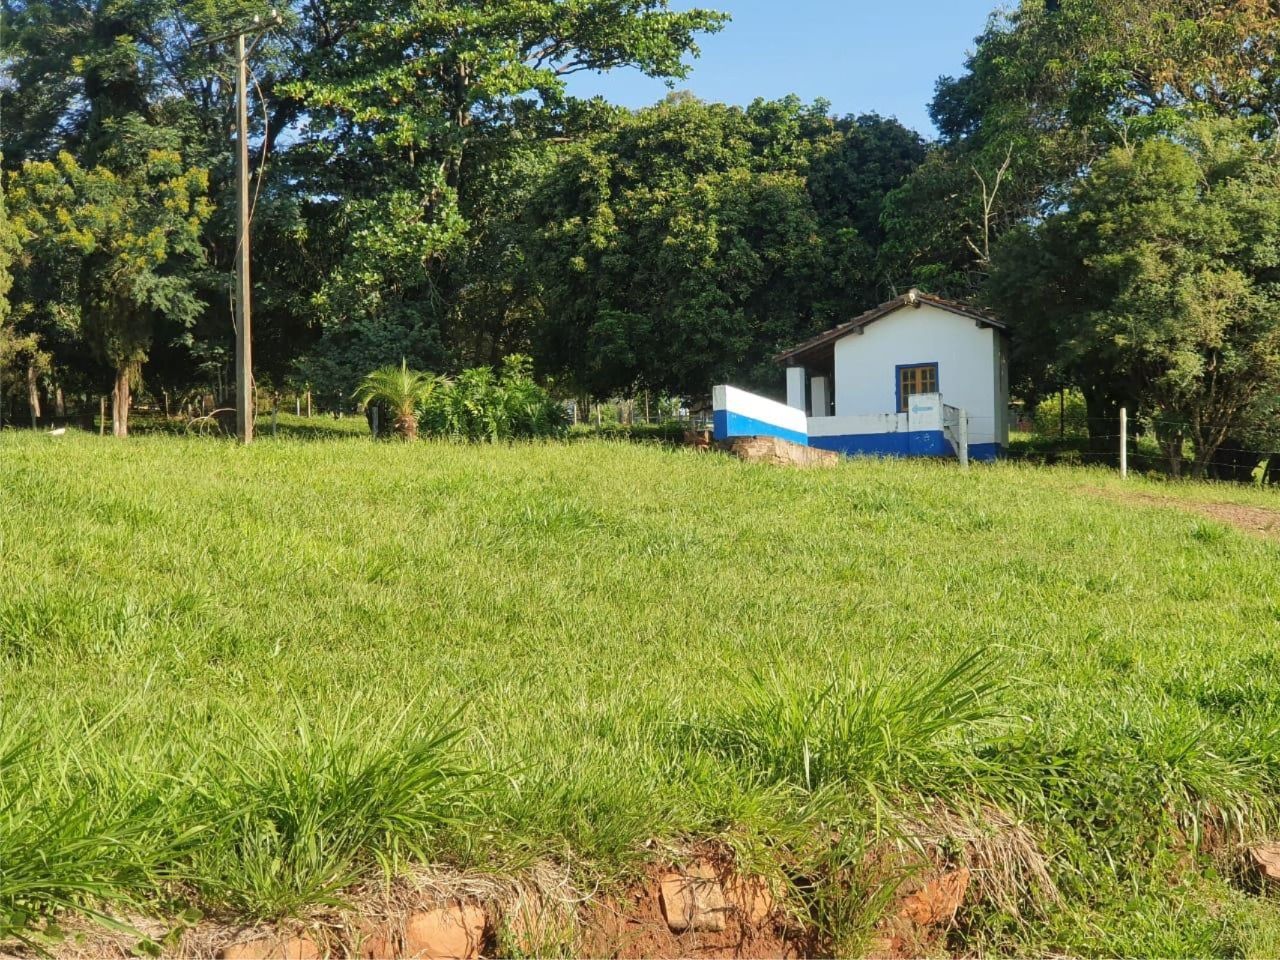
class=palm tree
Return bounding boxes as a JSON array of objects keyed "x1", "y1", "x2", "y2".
[{"x1": 353, "y1": 361, "x2": 441, "y2": 440}]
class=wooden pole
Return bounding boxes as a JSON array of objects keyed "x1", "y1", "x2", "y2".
[
  {"x1": 99, "y1": 396, "x2": 106, "y2": 436},
  {"x1": 234, "y1": 31, "x2": 254, "y2": 444},
  {"x1": 1119, "y1": 406, "x2": 1128, "y2": 478}
]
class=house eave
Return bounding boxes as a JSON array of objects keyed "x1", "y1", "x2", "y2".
[{"x1": 775, "y1": 290, "x2": 1007, "y2": 368}]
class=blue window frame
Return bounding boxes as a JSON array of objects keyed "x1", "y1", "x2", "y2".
[{"x1": 895, "y1": 362, "x2": 940, "y2": 412}]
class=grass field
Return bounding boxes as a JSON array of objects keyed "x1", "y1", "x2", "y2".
[{"x1": 3, "y1": 426, "x2": 1280, "y2": 955}]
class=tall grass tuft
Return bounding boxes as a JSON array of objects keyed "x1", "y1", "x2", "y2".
[
  {"x1": 696, "y1": 650, "x2": 1005, "y2": 798},
  {"x1": 189, "y1": 706, "x2": 477, "y2": 918},
  {"x1": 0, "y1": 728, "x2": 200, "y2": 947}
]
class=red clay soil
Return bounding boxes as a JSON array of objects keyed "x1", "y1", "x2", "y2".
[
  {"x1": 1, "y1": 846, "x2": 976, "y2": 960},
  {"x1": 580, "y1": 864, "x2": 797, "y2": 960},
  {"x1": 579, "y1": 858, "x2": 971, "y2": 960},
  {"x1": 866, "y1": 868, "x2": 970, "y2": 960},
  {"x1": 1087, "y1": 487, "x2": 1280, "y2": 540}
]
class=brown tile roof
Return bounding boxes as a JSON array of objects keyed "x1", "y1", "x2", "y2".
[{"x1": 774, "y1": 289, "x2": 1007, "y2": 366}]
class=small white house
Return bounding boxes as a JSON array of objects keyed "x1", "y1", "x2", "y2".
[{"x1": 713, "y1": 290, "x2": 1010, "y2": 460}]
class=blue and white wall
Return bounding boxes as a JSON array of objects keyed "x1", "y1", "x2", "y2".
[
  {"x1": 807, "y1": 393, "x2": 954, "y2": 457},
  {"x1": 713, "y1": 384, "x2": 992, "y2": 462},
  {"x1": 713, "y1": 385, "x2": 808, "y2": 446},
  {"x1": 716, "y1": 302, "x2": 1009, "y2": 461}
]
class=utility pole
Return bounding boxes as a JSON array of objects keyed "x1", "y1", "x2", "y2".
[
  {"x1": 206, "y1": 11, "x2": 281, "y2": 444},
  {"x1": 235, "y1": 31, "x2": 253, "y2": 444}
]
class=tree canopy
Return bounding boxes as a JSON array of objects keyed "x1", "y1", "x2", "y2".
[
  {"x1": 523, "y1": 96, "x2": 923, "y2": 396},
  {"x1": 989, "y1": 122, "x2": 1280, "y2": 476},
  {"x1": 877, "y1": 0, "x2": 1280, "y2": 457},
  {"x1": 2, "y1": 0, "x2": 1279, "y2": 468}
]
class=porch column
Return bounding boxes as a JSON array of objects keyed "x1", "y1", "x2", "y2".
[
  {"x1": 810, "y1": 376, "x2": 829, "y2": 418},
  {"x1": 786, "y1": 367, "x2": 807, "y2": 412}
]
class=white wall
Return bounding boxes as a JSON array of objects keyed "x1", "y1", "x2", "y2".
[
  {"x1": 808, "y1": 393, "x2": 942, "y2": 438},
  {"x1": 831, "y1": 303, "x2": 1005, "y2": 447}
]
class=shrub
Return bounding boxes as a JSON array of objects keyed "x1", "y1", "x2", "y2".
[
  {"x1": 1033, "y1": 389, "x2": 1089, "y2": 439},
  {"x1": 568, "y1": 421, "x2": 688, "y2": 444},
  {"x1": 420, "y1": 356, "x2": 565, "y2": 442},
  {"x1": 353, "y1": 362, "x2": 444, "y2": 440}
]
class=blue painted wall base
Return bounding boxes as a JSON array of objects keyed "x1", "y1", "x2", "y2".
[
  {"x1": 810, "y1": 430, "x2": 951, "y2": 458},
  {"x1": 712, "y1": 406, "x2": 1004, "y2": 462},
  {"x1": 966, "y1": 442, "x2": 1002, "y2": 462},
  {"x1": 713, "y1": 410, "x2": 809, "y2": 446}
]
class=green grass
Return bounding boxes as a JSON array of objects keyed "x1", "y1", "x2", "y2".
[{"x1": 2, "y1": 429, "x2": 1280, "y2": 954}]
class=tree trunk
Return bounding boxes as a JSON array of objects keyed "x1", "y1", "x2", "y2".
[
  {"x1": 395, "y1": 410, "x2": 418, "y2": 440},
  {"x1": 26, "y1": 362, "x2": 41, "y2": 428},
  {"x1": 112, "y1": 364, "x2": 130, "y2": 438},
  {"x1": 1160, "y1": 431, "x2": 1184, "y2": 478},
  {"x1": 54, "y1": 385, "x2": 66, "y2": 418},
  {"x1": 1190, "y1": 441, "x2": 1220, "y2": 480}
]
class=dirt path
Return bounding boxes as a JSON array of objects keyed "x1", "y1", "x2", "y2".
[{"x1": 1087, "y1": 486, "x2": 1280, "y2": 540}]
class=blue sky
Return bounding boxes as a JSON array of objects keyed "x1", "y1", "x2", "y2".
[{"x1": 566, "y1": 0, "x2": 999, "y2": 137}]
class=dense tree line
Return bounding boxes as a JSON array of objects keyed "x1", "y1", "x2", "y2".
[
  {"x1": 1, "y1": 0, "x2": 736, "y2": 432},
  {"x1": 882, "y1": 1, "x2": 1280, "y2": 470},
  {"x1": 524, "y1": 97, "x2": 924, "y2": 396},
  {"x1": 2, "y1": 0, "x2": 1279, "y2": 465}
]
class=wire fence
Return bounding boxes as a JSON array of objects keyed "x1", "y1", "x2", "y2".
[{"x1": 5, "y1": 392, "x2": 1276, "y2": 483}]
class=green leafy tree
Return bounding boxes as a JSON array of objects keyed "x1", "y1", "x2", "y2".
[
  {"x1": 0, "y1": 175, "x2": 43, "y2": 428},
  {"x1": 523, "y1": 96, "x2": 923, "y2": 397},
  {"x1": 0, "y1": 175, "x2": 15, "y2": 326},
  {"x1": 289, "y1": 0, "x2": 727, "y2": 395},
  {"x1": 1, "y1": 0, "x2": 361, "y2": 404},
  {"x1": 988, "y1": 121, "x2": 1280, "y2": 478},
  {"x1": 883, "y1": 0, "x2": 1280, "y2": 303},
  {"x1": 9, "y1": 138, "x2": 211, "y2": 436}
]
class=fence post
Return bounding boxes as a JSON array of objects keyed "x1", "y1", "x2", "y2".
[
  {"x1": 957, "y1": 410, "x2": 969, "y2": 470},
  {"x1": 99, "y1": 396, "x2": 106, "y2": 437},
  {"x1": 1119, "y1": 407, "x2": 1128, "y2": 478}
]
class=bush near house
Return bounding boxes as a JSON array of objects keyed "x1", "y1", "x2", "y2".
[
  {"x1": 1032, "y1": 389, "x2": 1089, "y2": 439},
  {"x1": 419, "y1": 355, "x2": 566, "y2": 442}
]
